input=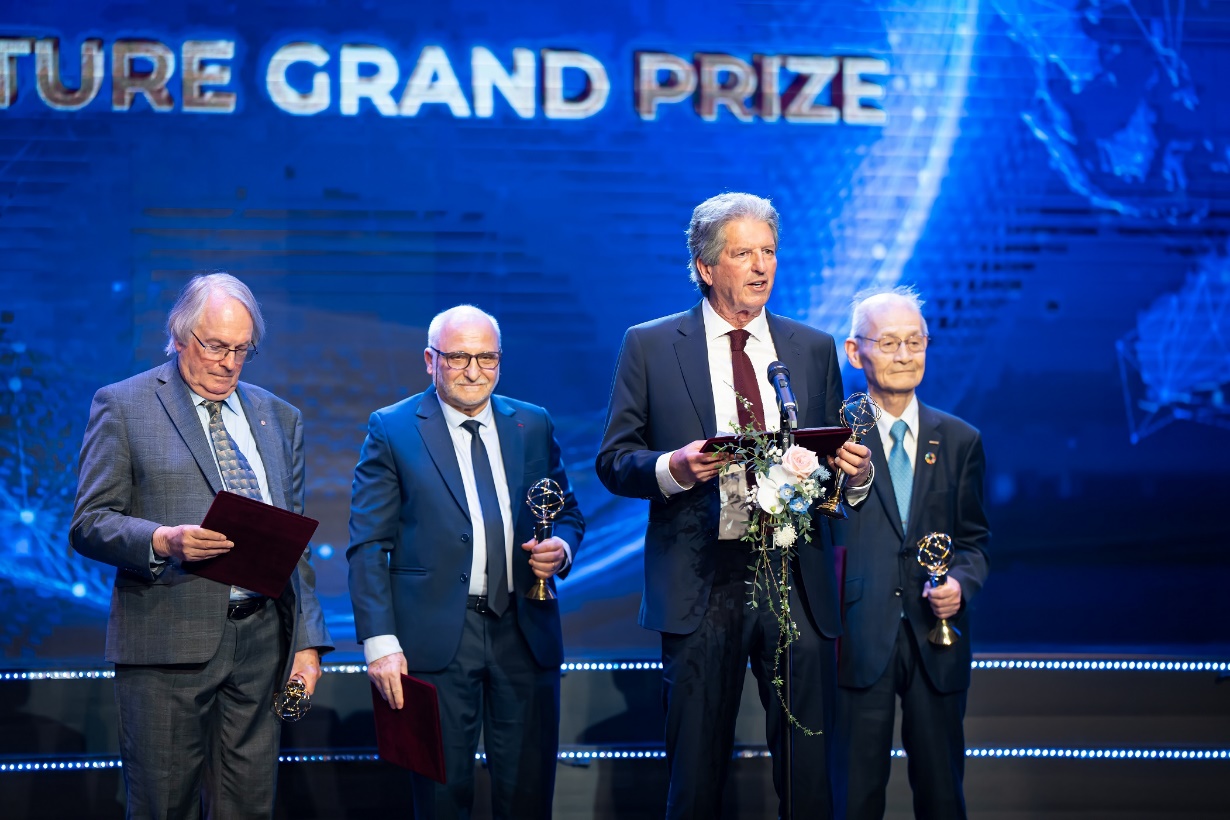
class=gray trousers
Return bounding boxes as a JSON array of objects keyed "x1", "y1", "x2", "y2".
[{"x1": 114, "y1": 600, "x2": 284, "y2": 820}]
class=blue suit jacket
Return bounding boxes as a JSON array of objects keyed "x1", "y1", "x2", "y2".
[
  {"x1": 69, "y1": 359, "x2": 332, "y2": 679},
  {"x1": 347, "y1": 388, "x2": 584, "y2": 672},
  {"x1": 595, "y1": 303, "x2": 848, "y2": 638},
  {"x1": 836, "y1": 401, "x2": 990, "y2": 693}
]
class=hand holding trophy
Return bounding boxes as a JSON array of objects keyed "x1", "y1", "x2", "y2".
[
  {"x1": 917, "y1": 532, "x2": 961, "y2": 647},
  {"x1": 272, "y1": 676, "x2": 312, "y2": 722},
  {"x1": 525, "y1": 477, "x2": 566, "y2": 601},
  {"x1": 816, "y1": 392, "x2": 882, "y2": 519}
]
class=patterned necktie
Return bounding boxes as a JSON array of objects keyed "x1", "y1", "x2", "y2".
[
  {"x1": 888, "y1": 419, "x2": 912, "y2": 528},
  {"x1": 728, "y1": 329, "x2": 767, "y2": 431},
  {"x1": 203, "y1": 400, "x2": 263, "y2": 500},
  {"x1": 461, "y1": 419, "x2": 509, "y2": 616}
]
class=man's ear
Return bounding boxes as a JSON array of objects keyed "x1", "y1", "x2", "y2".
[{"x1": 844, "y1": 338, "x2": 864, "y2": 369}]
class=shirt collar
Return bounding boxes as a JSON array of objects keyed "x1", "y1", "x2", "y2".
[
  {"x1": 877, "y1": 393, "x2": 920, "y2": 437},
  {"x1": 436, "y1": 392, "x2": 496, "y2": 431},
  {"x1": 701, "y1": 297, "x2": 772, "y2": 344},
  {"x1": 188, "y1": 387, "x2": 242, "y2": 416}
]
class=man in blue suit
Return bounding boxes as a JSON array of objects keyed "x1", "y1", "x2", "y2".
[
  {"x1": 347, "y1": 304, "x2": 584, "y2": 820},
  {"x1": 834, "y1": 287, "x2": 991, "y2": 820},
  {"x1": 70, "y1": 273, "x2": 332, "y2": 819},
  {"x1": 596, "y1": 193, "x2": 873, "y2": 819}
]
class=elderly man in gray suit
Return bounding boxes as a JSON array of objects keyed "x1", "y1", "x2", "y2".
[{"x1": 70, "y1": 273, "x2": 332, "y2": 819}]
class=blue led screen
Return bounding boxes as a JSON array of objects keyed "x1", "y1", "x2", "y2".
[{"x1": 2, "y1": 0, "x2": 1228, "y2": 666}]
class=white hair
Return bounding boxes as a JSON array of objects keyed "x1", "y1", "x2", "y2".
[
  {"x1": 848, "y1": 285, "x2": 929, "y2": 340},
  {"x1": 164, "y1": 273, "x2": 264, "y2": 356},
  {"x1": 426, "y1": 304, "x2": 502, "y2": 349}
]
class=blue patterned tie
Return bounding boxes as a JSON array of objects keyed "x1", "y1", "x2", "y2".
[
  {"x1": 888, "y1": 419, "x2": 912, "y2": 528},
  {"x1": 203, "y1": 400, "x2": 263, "y2": 500},
  {"x1": 462, "y1": 419, "x2": 509, "y2": 616}
]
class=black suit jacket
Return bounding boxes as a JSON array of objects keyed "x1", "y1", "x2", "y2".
[
  {"x1": 836, "y1": 401, "x2": 990, "y2": 693},
  {"x1": 596, "y1": 302, "x2": 847, "y2": 637},
  {"x1": 347, "y1": 387, "x2": 584, "y2": 672}
]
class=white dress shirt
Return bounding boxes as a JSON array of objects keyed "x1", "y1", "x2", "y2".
[{"x1": 875, "y1": 394, "x2": 920, "y2": 478}]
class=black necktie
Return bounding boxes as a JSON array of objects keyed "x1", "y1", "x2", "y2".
[
  {"x1": 728, "y1": 329, "x2": 767, "y2": 431},
  {"x1": 461, "y1": 419, "x2": 509, "y2": 616}
]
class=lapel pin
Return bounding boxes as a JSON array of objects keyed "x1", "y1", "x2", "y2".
[
  {"x1": 924, "y1": 452, "x2": 937, "y2": 465},
  {"x1": 261, "y1": 419, "x2": 267, "y2": 426}
]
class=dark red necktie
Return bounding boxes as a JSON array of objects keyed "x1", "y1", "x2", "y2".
[{"x1": 728, "y1": 329, "x2": 767, "y2": 431}]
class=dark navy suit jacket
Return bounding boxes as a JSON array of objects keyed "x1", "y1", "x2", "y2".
[
  {"x1": 347, "y1": 387, "x2": 584, "y2": 672},
  {"x1": 595, "y1": 302, "x2": 848, "y2": 638},
  {"x1": 836, "y1": 401, "x2": 990, "y2": 693}
]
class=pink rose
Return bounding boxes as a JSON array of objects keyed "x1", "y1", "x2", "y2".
[{"x1": 780, "y1": 444, "x2": 821, "y2": 481}]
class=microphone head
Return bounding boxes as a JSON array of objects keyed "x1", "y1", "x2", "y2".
[{"x1": 767, "y1": 361, "x2": 790, "y2": 381}]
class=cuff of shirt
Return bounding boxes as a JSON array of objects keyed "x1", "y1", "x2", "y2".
[
  {"x1": 149, "y1": 542, "x2": 167, "y2": 575},
  {"x1": 845, "y1": 462, "x2": 875, "y2": 504},
  {"x1": 655, "y1": 451, "x2": 694, "y2": 498},
  {"x1": 559, "y1": 539, "x2": 573, "y2": 569},
  {"x1": 363, "y1": 634, "x2": 404, "y2": 665}
]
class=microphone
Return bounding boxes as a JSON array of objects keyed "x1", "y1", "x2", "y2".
[{"x1": 767, "y1": 361, "x2": 798, "y2": 429}]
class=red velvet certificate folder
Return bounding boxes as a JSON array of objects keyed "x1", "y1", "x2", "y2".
[
  {"x1": 703, "y1": 426, "x2": 853, "y2": 458},
  {"x1": 371, "y1": 675, "x2": 447, "y2": 783},
  {"x1": 188, "y1": 490, "x2": 319, "y2": 598}
]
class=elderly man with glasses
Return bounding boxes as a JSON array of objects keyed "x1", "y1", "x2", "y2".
[
  {"x1": 347, "y1": 304, "x2": 584, "y2": 820},
  {"x1": 70, "y1": 272, "x2": 332, "y2": 819}
]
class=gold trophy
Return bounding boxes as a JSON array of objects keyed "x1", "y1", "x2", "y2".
[
  {"x1": 816, "y1": 392, "x2": 882, "y2": 520},
  {"x1": 916, "y1": 532, "x2": 961, "y2": 647},
  {"x1": 272, "y1": 676, "x2": 312, "y2": 722},
  {"x1": 525, "y1": 477, "x2": 566, "y2": 601}
]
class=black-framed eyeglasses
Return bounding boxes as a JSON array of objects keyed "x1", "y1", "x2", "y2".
[
  {"x1": 856, "y1": 334, "x2": 929, "y2": 355},
  {"x1": 431, "y1": 347, "x2": 501, "y2": 370},
  {"x1": 191, "y1": 331, "x2": 259, "y2": 363}
]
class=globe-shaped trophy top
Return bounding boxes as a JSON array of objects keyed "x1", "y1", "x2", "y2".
[
  {"x1": 916, "y1": 532, "x2": 954, "y2": 575},
  {"x1": 526, "y1": 477, "x2": 565, "y2": 522},
  {"x1": 839, "y1": 392, "x2": 882, "y2": 438}
]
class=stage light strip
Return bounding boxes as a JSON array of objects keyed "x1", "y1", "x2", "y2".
[
  {"x1": 4, "y1": 747, "x2": 1229, "y2": 773},
  {"x1": 3, "y1": 659, "x2": 1227, "y2": 681}
]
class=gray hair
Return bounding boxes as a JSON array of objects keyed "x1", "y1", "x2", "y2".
[
  {"x1": 427, "y1": 304, "x2": 502, "y2": 349},
  {"x1": 164, "y1": 273, "x2": 265, "y2": 356},
  {"x1": 848, "y1": 285, "x2": 929, "y2": 340},
  {"x1": 686, "y1": 192, "x2": 780, "y2": 296}
]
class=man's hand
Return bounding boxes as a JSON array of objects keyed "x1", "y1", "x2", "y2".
[
  {"x1": 288, "y1": 648, "x2": 323, "y2": 696},
  {"x1": 368, "y1": 652, "x2": 409, "y2": 710},
  {"x1": 152, "y1": 525, "x2": 233, "y2": 562},
  {"x1": 521, "y1": 536, "x2": 567, "y2": 580},
  {"x1": 829, "y1": 440, "x2": 872, "y2": 486},
  {"x1": 669, "y1": 440, "x2": 730, "y2": 486},
  {"x1": 923, "y1": 576, "x2": 962, "y2": 620}
]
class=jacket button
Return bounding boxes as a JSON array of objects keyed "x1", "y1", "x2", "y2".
[
  {"x1": 460, "y1": 573, "x2": 469, "y2": 583},
  {"x1": 894, "y1": 587, "x2": 903, "y2": 597},
  {"x1": 460, "y1": 534, "x2": 470, "y2": 543}
]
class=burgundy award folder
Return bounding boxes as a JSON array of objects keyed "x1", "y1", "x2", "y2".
[
  {"x1": 371, "y1": 675, "x2": 447, "y2": 783},
  {"x1": 703, "y1": 426, "x2": 853, "y2": 459},
  {"x1": 188, "y1": 490, "x2": 319, "y2": 598}
]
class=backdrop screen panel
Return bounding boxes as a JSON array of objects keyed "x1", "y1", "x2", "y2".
[{"x1": 2, "y1": 0, "x2": 1228, "y2": 666}]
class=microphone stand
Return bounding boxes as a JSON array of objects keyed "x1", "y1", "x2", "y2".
[{"x1": 777, "y1": 403, "x2": 796, "y2": 820}]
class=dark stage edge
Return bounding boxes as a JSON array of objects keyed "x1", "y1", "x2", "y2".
[{"x1": 2, "y1": 655, "x2": 1228, "y2": 819}]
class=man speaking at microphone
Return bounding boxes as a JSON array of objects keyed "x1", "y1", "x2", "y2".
[{"x1": 596, "y1": 192, "x2": 873, "y2": 819}]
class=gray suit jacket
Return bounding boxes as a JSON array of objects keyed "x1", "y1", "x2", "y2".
[{"x1": 70, "y1": 359, "x2": 332, "y2": 677}]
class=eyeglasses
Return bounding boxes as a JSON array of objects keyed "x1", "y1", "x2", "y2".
[
  {"x1": 431, "y1": 347, "x2": 502, "y2": 370},
  {"x1": 191, "y1": 331, "x2": 258, "y2": 363},
  {"x1": 856, "y1": 334, "x2": 929, "y2": 355}
]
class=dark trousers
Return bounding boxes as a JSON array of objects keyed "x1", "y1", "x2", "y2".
[
  {"x1": 836, "y1": 619, "x2": 968, "y2": 820},
  {"x1": 661, "y1": 546, "x2": 837, "y2": 820},
  {"x1": 410, "y1": 604, "x2": 560, "y2": 820},
  {"x1": 113, "y1": 599, "x2": 284, "y2": 820}
]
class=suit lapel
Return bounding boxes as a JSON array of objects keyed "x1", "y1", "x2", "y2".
[
  {"x1": 491, "y1": 397, "x2": 525, "y2": 522},
  {"x1": 674, "y1": 303, "x2": 717, "y2": 438},
  {"x1": 415, "y1": 388, "x2": 472, "y2": 519},
  {"x1": 867, "y1": 429, "x2": 905, "y2": 541},
  {"x1": 236, "y1": 386, "x2": 288, "y2": 510},
  {"x1": 154, "y1": 359, "x2": 225, "y2": 496},
  {"x1": 766, "y1": 312, "x2": 808, "y2": 421},
  {"x1": 907, "y1": 403, "x2": 943, "y2": 535}
]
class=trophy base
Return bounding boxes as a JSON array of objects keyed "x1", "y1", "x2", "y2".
[
  {"x1": 815, "y1": 496, "x2": 848, "y2": 520},
  {"x1": 525, "y1": 579, "x2": 556, "y2": 601},
  {"x1": 928, "y1": 619, "x2": 961, "y2": 647}
]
